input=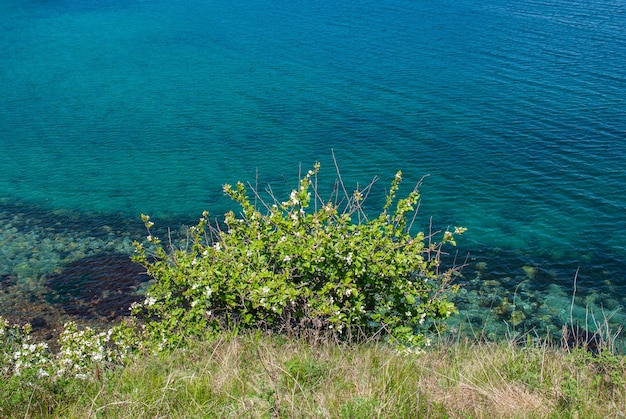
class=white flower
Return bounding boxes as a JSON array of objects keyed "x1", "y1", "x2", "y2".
[
  {"x1": 283, "y1": 255, "x2": 292, "y2": 262},
  {"x1": 346, "y1": 252, "x2": 353, "y2": 265},
  {"x1": 144, "y1": 296, "x2": 157, "y2": 306},
  {"x1": 213, "y1": 242, "x2": 221, "y2": 251},
  {"x1": 262, "y1": 286, "x2": 270, "y2": 294}
]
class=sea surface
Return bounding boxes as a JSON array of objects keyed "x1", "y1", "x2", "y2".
[{"x1": 1, "y1": 0, "x2": 625, "y2": 341}]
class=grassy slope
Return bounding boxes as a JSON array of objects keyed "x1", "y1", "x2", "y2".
[{"x1": 2, "y1": 332, "x2": 625, "y2": 418}]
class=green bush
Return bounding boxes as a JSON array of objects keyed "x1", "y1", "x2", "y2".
[{"x1": 132, "y1": 163, "x2": 464, "y2": 350}]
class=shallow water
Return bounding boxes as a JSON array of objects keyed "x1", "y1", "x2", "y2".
[{"x1": 1, "y1": 0, "x2": 624, "y2": 340}]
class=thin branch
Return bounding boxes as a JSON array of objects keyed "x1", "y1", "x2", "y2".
[
  {"x1": 247, "y1": 180, "x2": 273, "y2": 213},
  {"x1": 408, "y1": 175, "x2": 429, "y2": 232},
  {"x1": 569, "y1": 267, "x2": 579, "y2": 332},
  {"x1": 331, "y1": 149, "x2": 351, "y2": 204}
]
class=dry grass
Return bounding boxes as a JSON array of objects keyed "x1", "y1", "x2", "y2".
[
  {"x1": 2, "y1": 332, "x2": 625, "y2": 418},
  {"x1": 419, "y1": 342, "x2": 554, "y2": 418}
]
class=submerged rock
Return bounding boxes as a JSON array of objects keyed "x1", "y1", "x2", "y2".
[
  {"x1": 475, "y1": 261, "x2": 488, "y2": 271},
  {"x1": 522, "y1": 265, "x2": 537, "y2": 279},
  {"x1": 482, "y1": 280, "x2": 501, "y2": 287},
  {"x1": 509, "y1": 310, "x2": 526, "y2": 326},
  {"x1": 45, "y1": 253, "x2": 149, "y2": 321},
  {"x1": 0, "y1": 274, "x2": 18, "y2": 290}
]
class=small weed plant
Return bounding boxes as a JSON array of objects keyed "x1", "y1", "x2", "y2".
[{"x1": 132, "y1": 163, "x2": 465, "y2": 350}]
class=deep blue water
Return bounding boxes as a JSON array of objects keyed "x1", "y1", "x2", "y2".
[{"x1": 1, "y1": 0, "x2": 625, "y2": 337}]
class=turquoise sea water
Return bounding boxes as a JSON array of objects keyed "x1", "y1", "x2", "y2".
[{"x1": 1, "y1": 0, "x2": 625, "y2": 339}]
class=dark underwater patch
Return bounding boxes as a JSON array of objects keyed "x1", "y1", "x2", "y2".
[{"x1": 45, "y1": 253, "x2": 150, "y2": 321}]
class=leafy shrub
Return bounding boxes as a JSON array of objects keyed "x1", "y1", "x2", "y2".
[
  {"x1": 132, "y1": 163, "x2": 464, "y2": 349},
  {"x1": 1, "y1": 316, "x2": 140, "y2": 382}
]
